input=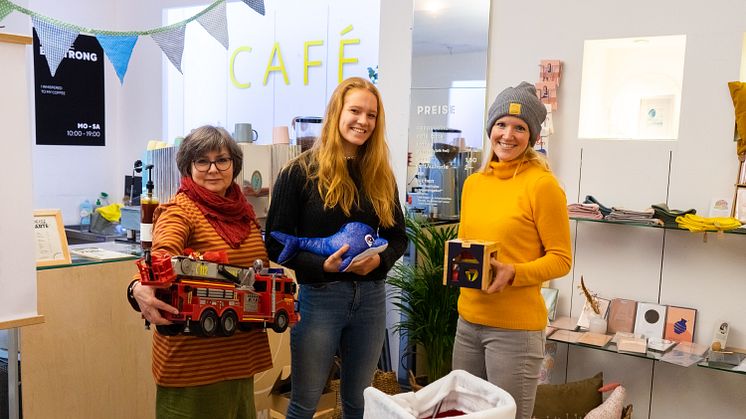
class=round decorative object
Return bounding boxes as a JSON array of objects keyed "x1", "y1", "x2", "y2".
[
  {"x1": 250, "y1": 170, "x2": 263, "y2": 193},
  {"x1": 644, "y1": 309, "x2": 660, "y2": 323}
]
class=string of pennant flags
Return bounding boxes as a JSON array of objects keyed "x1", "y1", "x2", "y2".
[{"x1": 0, "y1": 0, "x2": 265, "y2": 83}]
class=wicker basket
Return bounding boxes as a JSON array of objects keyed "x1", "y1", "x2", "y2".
[{"x1": 331, "y1": 370, "x2": 402, "y2": 418}]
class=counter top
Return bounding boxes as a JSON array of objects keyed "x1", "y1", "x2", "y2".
[{"x1": 37, "y1": 241, "x2": 141, "y2": 271}]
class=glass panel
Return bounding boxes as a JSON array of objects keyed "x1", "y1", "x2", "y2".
[{"x1": 407, "y1": 0, "x2": 490, "y2": 221}]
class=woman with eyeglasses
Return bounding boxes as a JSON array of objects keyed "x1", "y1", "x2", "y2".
[{"x1": 129, "y1": 125, "x2": 272, "y2": 419}]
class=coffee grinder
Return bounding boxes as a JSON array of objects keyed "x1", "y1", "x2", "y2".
[{"x1": 424, "y1": 128, "x2": 461, "y2": 220}]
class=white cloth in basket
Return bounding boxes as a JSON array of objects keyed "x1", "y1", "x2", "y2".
[{"x1": 363, "y1": 369, "x2": 516, "y2": 419}]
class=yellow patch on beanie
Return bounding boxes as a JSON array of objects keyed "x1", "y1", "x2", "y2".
[{"x1": 508, "y1": 103, "x2": 522, "y2": 115}]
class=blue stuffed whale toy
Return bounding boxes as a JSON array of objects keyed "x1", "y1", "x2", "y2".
[{"x1": 270, "y1": 222, "x2": 388, "y2": 272}]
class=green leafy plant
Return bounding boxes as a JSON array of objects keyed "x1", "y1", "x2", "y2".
[{"x1": 387, "y1": 215, "x2": 459, "y2": 382}]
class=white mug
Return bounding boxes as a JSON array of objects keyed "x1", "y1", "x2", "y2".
[
  {"x1": 234, "y1": 123, "x2": 258, "y2": 143},
  {"x1": 273, "y1": 126, "x2": 290, "y2": 144}
]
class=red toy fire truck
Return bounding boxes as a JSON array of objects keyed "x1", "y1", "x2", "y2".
[{"x1": 136, "y1": 250, "x2": 298, "y2": 337}]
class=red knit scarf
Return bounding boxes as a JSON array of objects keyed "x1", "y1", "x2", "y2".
[{"x1": 178, "y1": 176, "x2": 258, "y2": 248}]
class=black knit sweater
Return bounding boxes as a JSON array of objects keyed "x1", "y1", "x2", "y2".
[{"x1": 265, "y1": 157, "x2": 407, "y2": 284}]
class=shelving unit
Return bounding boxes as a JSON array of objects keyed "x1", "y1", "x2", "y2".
[
  {"x1": 550, "y1": 196, "x2": 746, "y2": 419},
  {"x1": 569, "y1": 216, "x2": 746, "y2": 235},
  {"x1": 547, "y1": 334, "x2": 746, "y2": 377}
]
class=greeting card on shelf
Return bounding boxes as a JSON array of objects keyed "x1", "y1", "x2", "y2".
[
  {"x1": 617, "y1": 336, "x2": 648, "y2": 354},
  {"x1": 541, "y1": 287, "x2": 559, "y2": 321},
  {"x1": 550, "y1": 329, "x2": 584, "y2": 344},
  {"x1": 608, "y1": 298, "x2": 637, "y2": 334},
  {"x1": 648, "y1": 337, "x2": 677, "y2": 353},
  {"x1": 550, "y1": 316, "x2": 579, "y2": 331},
  {"x1": 673, "y1": 341, "x2": 709, "y2": 357},
  {"x1": 664, "y1": 306, "x2": 697, "y2": 343},
  {"x1": 577, "y1": 298, "x2": 610, "y2": 330},
  {"x1": 611, "y1": 331, "x2": 641, "y2": 344},
  {"x1": 660, "y1": 349, "x2": 703, "y2": 367},
  {"x1": 633, "y1": 302, "x2": 667, "y2": 339},
  {"x1": 577, "y1": 332, "x2": 612, "y2": 347}
]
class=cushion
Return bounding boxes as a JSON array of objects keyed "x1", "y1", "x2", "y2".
[
  {"x1": 532, "y1": 372, "x2": 603, "y2": 419},
  {"x1": 583, "y1": 385, "x2": 625, "y2": 419},
  {"x1": 727, "y1": 81, "x2": 746, "y2": 156}
]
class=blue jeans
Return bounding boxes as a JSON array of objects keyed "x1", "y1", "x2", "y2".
[
  {"x1": 286, "y1": 280, "x2": 386, "y2": 419},
  {"x1": 452, "y1": 317, "x2": 545, "y2": 419}
]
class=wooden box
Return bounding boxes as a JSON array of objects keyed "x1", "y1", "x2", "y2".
[{"x1": 443, "y1": 239, "x2": 499, "y2": 290}]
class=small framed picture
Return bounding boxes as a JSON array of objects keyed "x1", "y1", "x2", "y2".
[
  {"x1": 634, "y1": 302, "x2": 667, "y2": 339},
  {"x1": 664, "y1": 305, "x2": 697, "y2": 343},
  {"x1": 33, "y1": 209, "x2": 71, "y2": 267},
  {"x1": 541, "y1": 287, "x2": 559, "y2": 321},
  {"x1": 577, "y1": 297, "x2": 610, "y2": 330}
]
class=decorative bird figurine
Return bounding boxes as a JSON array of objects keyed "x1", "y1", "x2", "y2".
[{"x1": 270, "y1": 222, "x2": 388, "y2": 272}]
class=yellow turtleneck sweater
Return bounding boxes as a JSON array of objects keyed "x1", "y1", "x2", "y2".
[{"x1": 457, "y1": 159, "x2": 572, "y2": 330}]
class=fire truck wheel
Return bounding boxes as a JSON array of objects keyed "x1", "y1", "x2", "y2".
[
  {"x1": 272, "y1": 311, "x2": 289, "y2": 333},
  {"x1": 155, "y1": 323, "x2": 184, "y2": 336},
  {"x1": 220, "y1": 310, "x2": 238, "y2": 337},
  {"x1": 199, "y1": 309, "x2": 219, "y2": 337}
]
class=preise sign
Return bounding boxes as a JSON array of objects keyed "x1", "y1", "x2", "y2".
[{"x1": 33, "y1": 31, "x2": 105, "y2": 146}]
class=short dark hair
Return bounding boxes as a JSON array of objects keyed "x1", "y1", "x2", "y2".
[{"x1": 176, "y1": 125, "x2": 243, "y2": 179}]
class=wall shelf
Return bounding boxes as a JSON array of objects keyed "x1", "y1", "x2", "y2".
[
  {"x1": 570, "y1": 216, "x2": 746, "y2": 236},
  {"x1": 547, "y1": 335, "x2": 746, "y2": 376}
]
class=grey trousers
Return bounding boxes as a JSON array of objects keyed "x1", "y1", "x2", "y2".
[{"x1": 452, "y1": 316, "x2": 545, "y2": 419}]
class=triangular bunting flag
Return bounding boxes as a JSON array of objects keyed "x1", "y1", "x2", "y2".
[
  {"x1": 32, "y1": 17, "x2": 79, "y2": 77},
  {"x1": 241, "y1": 0, "x2": 266, "y2": 16},
  {"x1": 151, "y1": 25, "x2": 186, "y2": 74},
  {"x1": 0, "y1": 0, "x2": 13, "y2": 22},
  {"x1": 96, "y1": 34, "x2": 138, "y2": 84},
  {"x1": 197, "y1": 0, "x2": 229, "y2": 49}
]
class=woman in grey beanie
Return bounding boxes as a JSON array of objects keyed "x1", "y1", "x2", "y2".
[{"x1": 452, "y1": 82, "x2": 572, "y2": 419}]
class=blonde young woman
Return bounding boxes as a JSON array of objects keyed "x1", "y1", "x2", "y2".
[
  {"x1": 452, "y1": 82, "x2": 572, "y2": 419},
  {"x1": 265, "y1": 77, "x2": 407, "y2": 419}
]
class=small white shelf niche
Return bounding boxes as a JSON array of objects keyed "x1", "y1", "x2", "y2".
[{"x1": 578, "y1": 35, "x2": 686, "y2": 141}]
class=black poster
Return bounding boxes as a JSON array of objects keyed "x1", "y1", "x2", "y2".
[{"x1": 33, "y1": 31, "x2": 105, "y2": 146}]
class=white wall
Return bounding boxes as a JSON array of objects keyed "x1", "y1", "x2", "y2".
[
  {"x1": 487, "y1": 1, "x2": 746, "y2": 418},
  {"x1": 27, "y1": 0, "x2": 122, "y2": 225}
]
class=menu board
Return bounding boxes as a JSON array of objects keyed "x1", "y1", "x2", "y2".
[{"x1": 33, "y1": 31, "x2": 105, "y2": 146}]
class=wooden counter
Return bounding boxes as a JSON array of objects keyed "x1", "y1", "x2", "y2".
[
  {"x1": 20, "y1": 260, "x2": 155, "y2": 419},
  {"x1": 19, "y1": 258, "x2": 292, "y2": 418}
]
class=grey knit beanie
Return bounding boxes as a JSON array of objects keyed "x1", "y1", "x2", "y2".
[{"x1": 485, "y1": 81, "x2": 547, "y2": 146}]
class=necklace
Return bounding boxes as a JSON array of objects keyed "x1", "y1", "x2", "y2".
[{"x1": 345, "y1": 156, "x2": 356, "y2": 160}]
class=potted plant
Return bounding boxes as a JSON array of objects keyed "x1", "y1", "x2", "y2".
[{"x1": 387, "y1": 215, "x2": 459, "y2": 384}]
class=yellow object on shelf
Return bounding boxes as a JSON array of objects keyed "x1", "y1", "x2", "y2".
[
  {"x1": 675, "y1": 213, "x2": 742, "y2": 232},
  {"x1": 95, "y1": 203, "x2": 124, "y2": 223}
]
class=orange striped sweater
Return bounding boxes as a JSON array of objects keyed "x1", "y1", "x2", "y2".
[{"x1": 149, "y1": 192, "x2": 273, "y2": 387}]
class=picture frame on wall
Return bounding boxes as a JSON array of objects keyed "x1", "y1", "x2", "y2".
[
  {"x1": 638, "y1": 95, "x2": 675, "y2": 140},
  {"x1": 33, "y1": 209, "x2": 71, "y2": 267},
  {"x1": 664, "y1": 305, "x2": 697, "y2": 343}
]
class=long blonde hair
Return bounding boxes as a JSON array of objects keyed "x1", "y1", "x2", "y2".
[{"x1": 292, "y1": 77, "x2": 397, "y2": 227}]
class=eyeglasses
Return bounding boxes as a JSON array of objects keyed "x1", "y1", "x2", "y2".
[{"x1": 193, "y1": 157, "x2": 233, "y2": 172}]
